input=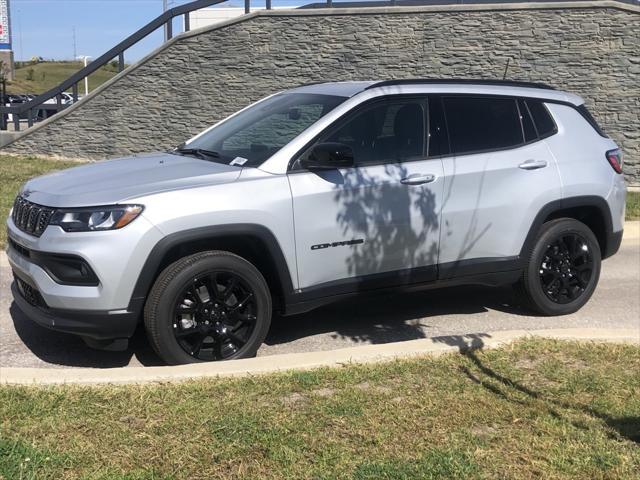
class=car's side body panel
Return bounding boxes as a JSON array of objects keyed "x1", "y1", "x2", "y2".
[
  {"x1": 5, "y1": 80, "x2": 627, "y2": 343},
  {"x1": 544, "y1": 103, "x2": 625, "y2": 233},
  {"x1": 288, "y1": 158, "x2": 444, "y2": 290},
  {"x1": 438, "y1": 138, "x2": 561, "y2": 270}
]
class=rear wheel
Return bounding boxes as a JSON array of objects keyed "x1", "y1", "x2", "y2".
[
  {"x1": 518, "y1": 218, "x2": 601, "y2": 316},
  {"x1": 144, "y1": 251, "x2": 271, "y2": 365}
]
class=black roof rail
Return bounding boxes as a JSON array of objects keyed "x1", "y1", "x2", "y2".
[{"x1": 365, "y1": 79, "x2": 556, "y2": 90}]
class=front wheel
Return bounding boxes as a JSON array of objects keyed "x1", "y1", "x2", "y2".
[
  {"x1": 518, "y1": 218, "x2": 601, "y2": 316},
  {"x1": 144, "y1": 251, "x2": 272, "y2": 365}
]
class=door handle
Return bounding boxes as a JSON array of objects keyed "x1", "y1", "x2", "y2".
[
  {"x1": 400, "y1": 173, "x2": 436, "y2": 185},
  {"x1": 518, "y1": 159, "x2": 548, "y2": 170}
]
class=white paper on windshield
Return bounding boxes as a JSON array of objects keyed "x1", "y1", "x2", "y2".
[{"x1": 230, "y1": 157, "x2": 248, "y2": 166}]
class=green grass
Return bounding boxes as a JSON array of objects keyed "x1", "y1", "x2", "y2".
[
  {"x1": 627, "y1": 191, "x2": 640, "y2": 220},
  {"x1": 1, "y1": 339, "x2": 639, "y2": 479},
  {"x1": 0, "y1": 156, "x2": 85, "y2": 247},
  {"x1": 7, "y1": 61, "x2": 119, "y2": 95}
]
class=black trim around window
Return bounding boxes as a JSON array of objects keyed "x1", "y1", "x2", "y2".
[
  {"x1": 437, "y1": 94, "x2": 560, "y2": 159},
  {"x1": 289, "y1": 94, "x2": 432, "y2": 172},
  {"x1": 287, "y1": 92, "x2": 567, "y2": 173}
]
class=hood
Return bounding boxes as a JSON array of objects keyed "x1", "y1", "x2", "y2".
[{"x1": 21, "y1": 152, "x2": 242, "y2": 208}]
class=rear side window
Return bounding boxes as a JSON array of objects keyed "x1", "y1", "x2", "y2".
[
  {"x1": 576, "y1": 104, "x2": 607, "y2": 138},
  {"x1": 443, "y1": 97, "x2": 523, "y2": 155},
  {"x1": 527, "y1": 100, "x2": 556, "y2": 138}
]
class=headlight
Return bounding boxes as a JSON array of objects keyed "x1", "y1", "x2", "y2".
[{"x1": 49, "y1": 205, "x2": 144, "y2": 232}]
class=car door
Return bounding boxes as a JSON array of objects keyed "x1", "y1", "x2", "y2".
[
  {"x1": 288, "y1": 96, "x2": 445, "y2": 293},
  {"x1": 437, "y1": 95, "x2": 562, "y2": 278}
]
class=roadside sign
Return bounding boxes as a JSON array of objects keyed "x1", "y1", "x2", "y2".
[{"x1": 0, "y1": 0, "x2": 11, "y2": 50}]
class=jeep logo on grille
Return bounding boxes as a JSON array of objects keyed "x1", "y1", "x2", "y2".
[{"x1": 311, "y1": 239, "x2": 364, "y2": 250}]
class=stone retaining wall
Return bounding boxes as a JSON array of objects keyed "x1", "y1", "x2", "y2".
[{"x1": 3, "y1": 1, "x2": 639, "y2": 184}]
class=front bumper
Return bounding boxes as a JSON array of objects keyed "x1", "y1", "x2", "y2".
[
  {"x1": 6, "y1": 213, "x2": 162, "y2": 311},
  {"x1": 11, "y1": 275, "x2": 138, "y2": 340}
]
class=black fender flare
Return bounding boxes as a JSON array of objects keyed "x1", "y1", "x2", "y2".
[
  {"x1": 519, "y1": 195, "x2": 616, "y2": 261},
  {"x1": 127, "y1": 224, "x2": 296, "y2": 316}
]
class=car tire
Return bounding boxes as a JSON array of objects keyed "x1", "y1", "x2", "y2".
[
  {"x1": 144, "y1": 251, "x2": 272, "y2": 365},
  {"x1": 517, "y1": 218, "x2": 601, "y2": 316}
]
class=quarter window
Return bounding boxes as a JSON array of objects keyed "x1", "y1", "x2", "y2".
[
  {"x1": 527, "y1": 100, "x2": 556, "y2": 137},
  {"x1": 443, "y1": 97, "x2": 523, "y2": 155}
]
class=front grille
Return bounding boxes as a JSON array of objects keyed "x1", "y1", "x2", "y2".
[
  {"x1": 11, "y1": 196, "x2": 55, "y2": 237},
  {"x1": 14, "y1": 275, "x2": 48, "y2": 309}
]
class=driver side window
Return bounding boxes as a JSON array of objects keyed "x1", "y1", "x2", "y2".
[{"x1": 314, "y1": 98, "x2": 427, "y2": 166}]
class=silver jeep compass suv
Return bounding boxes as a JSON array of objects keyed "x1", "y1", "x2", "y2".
[{"x1": 7, "y1": 79, "x2": 626, "y2": 364}]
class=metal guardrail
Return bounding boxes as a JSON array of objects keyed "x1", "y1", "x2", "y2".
[{"x1": 0, "y1": 0, "x2": 238, "y2": 131}]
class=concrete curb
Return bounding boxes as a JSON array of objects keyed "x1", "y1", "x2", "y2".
[
  {"x1": 1, "y1": 328, "x2": 638, "y2": 386},
  {"x1": 623, "y1": 220, "x2": 640, "y2": 240}
]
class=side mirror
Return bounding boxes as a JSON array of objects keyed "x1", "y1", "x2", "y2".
[{"x1": 300, "y1": 142, "x2": 354, "y2": 170}]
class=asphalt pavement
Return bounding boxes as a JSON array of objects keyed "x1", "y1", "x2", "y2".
[{"x1": 1, "y1": 227, "x2": 638, "y2": 369}]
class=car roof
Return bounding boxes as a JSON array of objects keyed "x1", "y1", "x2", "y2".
[{"x1": 289, "y1": 79, "x2": 584, "y2": 106}]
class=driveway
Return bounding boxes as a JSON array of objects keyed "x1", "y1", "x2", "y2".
[{"x1": 1, "y1": 228, "x2": 638, "y2": 369}]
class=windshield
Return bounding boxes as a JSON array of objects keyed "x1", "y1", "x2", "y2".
[{"x1": 177, "y1": 92, "x2": 348, "y2": 167}]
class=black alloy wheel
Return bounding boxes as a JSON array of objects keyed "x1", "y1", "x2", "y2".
[
  {"x1": 144, "y1": 251, "x2": 272, "y2": 365},
  {"x1": 173, "y1": 271, "x2": 257, "y2": 361},
  {"x1": 538, "y1": 233, "x2": 594, "y2": 304},
  {"x1": 517, "y1": 218, "x2": 601, "y2": 316}
]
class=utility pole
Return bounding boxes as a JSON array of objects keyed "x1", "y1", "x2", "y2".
[
  {"x1": 72, "y1": 26, "x2": 77, "y2": 60},
  {"x1": 163, "y1": 0, "x2": 169, "y2": 42},
  {"x1": 77, "y1": 55, "x2": 91, "y2": 96}
]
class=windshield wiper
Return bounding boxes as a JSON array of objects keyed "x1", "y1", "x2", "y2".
[{"x1": 173, "y1": 146, "x2": 221, "y2": 160}]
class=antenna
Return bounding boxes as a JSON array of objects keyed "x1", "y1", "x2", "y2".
[
  {"x1": 72, "y1": 26, "x2": 77, "y2": 60},
  {"x1": 502, "y1": 58, "x2": 510, "y2": 80}
]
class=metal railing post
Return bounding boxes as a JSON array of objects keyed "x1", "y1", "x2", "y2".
[
  {"x1": 327, "y1": 0, "x2": 332, "y2": 7},
  {"x1": 166, "y1": 19, "x2": 173, "y2": 40},
  {"x1": 244, "y1": 0, "x2": 250, "y2": 14},
  {"x1": 72, "y1": 83, "x2": 79, "y2": 103},
  {"x1": 266, "y1": 0, "x2": 272, "y2": 9},
  {"x1": 184, "y1": 12, "x2": 191, "y2": 31},
  {"x1": 118, "y1": 52, "x2": 125, "y2": 72},
  {"x1": 13, "y1": 112, "x2": 20, "y2": 131},
  {"x1": 0, "y1": 112, "x2": 6, "y2": 131}
]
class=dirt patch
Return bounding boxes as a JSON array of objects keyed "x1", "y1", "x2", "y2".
[
  {"x1": 312, "y1": 387, "x2": 336, "y2": 398},
  {"x1": 282, "y1": 392, "x2": 306, "y2": 406},
  {"x1": 355, "y1": 382, "x2": 394, "y2": 395}
]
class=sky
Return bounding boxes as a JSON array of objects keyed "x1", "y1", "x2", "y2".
[{"x1": 8, "y1": 0, "x2": 303, "y2": 62}]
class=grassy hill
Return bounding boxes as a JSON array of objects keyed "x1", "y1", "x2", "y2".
[{"x1": 6, "y1": 61, "x2": 119, "y2": 95}]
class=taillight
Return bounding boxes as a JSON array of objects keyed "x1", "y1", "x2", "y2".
[{"x1": 606, "y1": 148, "x2": 623, "y2": 174}]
